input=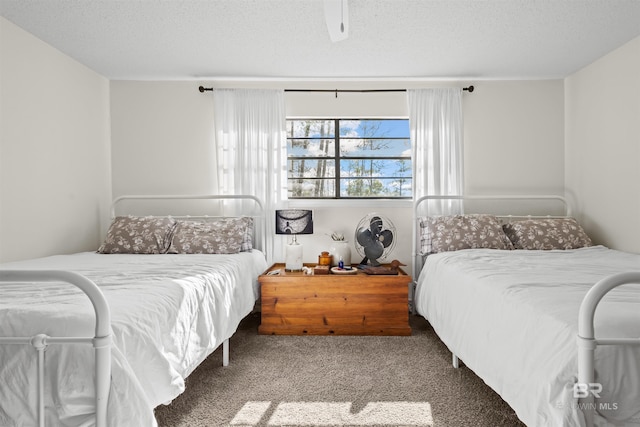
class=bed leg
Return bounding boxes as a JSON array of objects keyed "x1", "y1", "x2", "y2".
[
  {"x1": 94, "y1": 335, "x2": 111, "y2": 427},
  {"x1": 33, "y1": 335, "x2": 47, "y2": 427},
  {"x1": 577, "y1": 336, "x2": 597, "y2": 427},
  {"x1": 452, "y1": 354, "x2": 460, "y2": 369},
  {"x1": 223, "y1": 339, "x2": 229, "y2": 367}
]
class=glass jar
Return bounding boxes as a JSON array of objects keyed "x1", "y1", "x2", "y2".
[{"x1": 318, "y1": 251, "x2": 332, "y2": 266}]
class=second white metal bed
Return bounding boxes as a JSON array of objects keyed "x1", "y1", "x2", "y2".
[
  {"x1": 412, "y1": 195, "x2": 640, "y2": 427},
  {"x1": 0, "y1": 194, "x2": 267, "y2": 427}
]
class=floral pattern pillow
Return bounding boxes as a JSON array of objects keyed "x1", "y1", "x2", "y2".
[
  {"x1": 98, "y1": 216, "x2": 177, "y2": 254},
  {"x1": 420, "y1": 214, "x2": 514, "y2": 255},
  {"x1": 200, "y1": 217, "x2": 253, "y2": 252},
  {"x1": 219, "y1": 217, "x2": 254, "y2": 252},
  {"x1": 503, "y1": 218, "x2": 593, "y2": 250},
  {"x1": 168, "y1": 218, "x2": 249, "y2": 254}
]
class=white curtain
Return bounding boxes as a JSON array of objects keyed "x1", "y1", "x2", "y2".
[
  {"x1": 407, "y1": 88, "x2": 464, "y2": 215},
  {"x1": 213, "y1": 89, "x2": 287, "y2": 263}
]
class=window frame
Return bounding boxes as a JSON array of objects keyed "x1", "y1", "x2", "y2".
[{"x1": 286, "y1": 118, "x2": 412, "y2": 200}]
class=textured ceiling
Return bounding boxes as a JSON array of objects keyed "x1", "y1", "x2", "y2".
[{"x1": 1, "y1": 0, "x2": 639, "y2": 81}]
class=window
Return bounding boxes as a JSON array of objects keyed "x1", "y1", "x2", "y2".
[{"x1": 286, "y1": 119, "x2": 411, "y2": 199}]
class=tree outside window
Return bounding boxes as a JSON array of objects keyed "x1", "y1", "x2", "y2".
[{"x1": 286, "y1": 119, "x2": 411, "y2": 199}]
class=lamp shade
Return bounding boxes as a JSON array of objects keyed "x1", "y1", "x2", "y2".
[{"x1": 275, "y1": 210, "x2": 313, "y2": 235}]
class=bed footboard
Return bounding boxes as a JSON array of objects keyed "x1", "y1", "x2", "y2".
[
  {"x1": 577, "y1": 271, "x2": 640, "y2": 427},
  {"x1": 0, "y1": 270, "x2": 112, "y2": 427}
]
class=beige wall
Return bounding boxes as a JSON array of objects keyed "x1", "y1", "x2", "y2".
[
  {"x1": 110, "y1": 81, "x2": 217, "y2": 196},
  {"x1": 0, "y1": 17, "x2": 112, "y2": 262},
  {"x1": 110, "y1": 79, "x2": 565, "y2": 273},
  {"x1": 565, "y1": 36, "x2": 640, "y2": 253},
  {"x1": 5, "y1": 15, "x2": 635, "y2": 265},
  {"x1": 464, "y1": 81, "x2": 565, "y2": 196}
]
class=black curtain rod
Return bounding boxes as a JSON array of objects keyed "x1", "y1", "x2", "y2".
[{"x1": 198, "y1": 85, "x2": 474, "y2": 94}]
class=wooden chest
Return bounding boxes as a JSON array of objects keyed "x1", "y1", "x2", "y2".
[{"x1": 258, "y1": 263, "x2": 412, "y2": 336}]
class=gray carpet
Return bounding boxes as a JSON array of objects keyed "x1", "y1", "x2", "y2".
[{"x1": 154, "y1": 312, "x2": 525, "y2": 426}]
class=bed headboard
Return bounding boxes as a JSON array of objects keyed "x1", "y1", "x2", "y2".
[
  {"x1": 412, "y1": 194, "x2": 572, "y2": 279},
  {"x1": 110, "y1": 194, "x2": 266, "y2": 253}
]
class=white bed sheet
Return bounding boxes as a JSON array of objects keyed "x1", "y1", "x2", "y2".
[
  {"x1": 0, "y1": 250, "x2": 267, "y2": 427},
  {"x1": 414, "y1": 246, "x2": 640, "y2": 427}
]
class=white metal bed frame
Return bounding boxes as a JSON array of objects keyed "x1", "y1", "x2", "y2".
[
  {"x1": 111, "y1": 194, "x2": 266, "y2": 253},
  {"x1": 412, "y1": 194, "x2": 570, "y2": 369},
  {"x1": 0, "y1": 194, "x2": 265, "y2": 427},
  {"x1": 0, "y1": 271, "x2": 111, "y2": 427},
  {"x1": 412, "y1": 194, "x2": 571, "y2": 280},
  {"x1": 110, "y1": 194, "x2": 266, "y2": 368},
  {"x1": 412, "y1": 194, "x2": 640, "y2": 427},
  {"x1": 577, "y1": 271, "x2": 640, "y2": 427}
]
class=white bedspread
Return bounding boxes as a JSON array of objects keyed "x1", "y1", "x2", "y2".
[
  {"x1": 414, "y1": 246, "x2": 640, "y2": 427},
  {"x1": 0, "y1": 250, "x2": 267, "y2": 427}
]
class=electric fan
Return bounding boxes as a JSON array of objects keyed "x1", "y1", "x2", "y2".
[{"x1": 354, "y1": 213, "x2": 396, "y2": 266}]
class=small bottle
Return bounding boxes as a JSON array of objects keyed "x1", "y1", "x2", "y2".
[{"x1": 338, "y1": 256, "x2": 344, "y2": 269}]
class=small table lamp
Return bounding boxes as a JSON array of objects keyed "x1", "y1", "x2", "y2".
[{"x1": 275, "y1": 209, "x2": 313, "y2": 271}]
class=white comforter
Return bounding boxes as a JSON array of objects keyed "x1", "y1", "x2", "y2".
[
  {"x1": 0, "y1": 251, "x2": 267, "y2": 427},
  {"x1": 414, "y1": 246, "x2": 640, "y2": 427}
]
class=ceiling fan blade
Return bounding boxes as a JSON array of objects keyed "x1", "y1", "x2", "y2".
[{"x1": 324, "y1": 0, "x2": 349, "y2": 42}]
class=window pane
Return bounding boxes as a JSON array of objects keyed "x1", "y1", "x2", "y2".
[
  {"x1": 341, "y1": 178, "x2": 412, "y2": 198},
  {"x1": 288, "y1": 179, "x2": 336, "y2": 198},
  {"x1": 288, "y1": 159, "x2": 336, "y2": 178},
  {"x1": 288, "y1": 139, "x2": 335, "y2": 157},
  {"x1": 341, "y1": 159, "x2": 412, "y2": 178},
  {"x1": 285, "y1": 118, "x2": 411, "y2": 199},
  {"x1": 340, "y1": 139, "x2": 411, "y2": 158},
  {"x1": 287, "y1": 120, "x2": 335, "y2": 138},
  {"x1": 339, "y1": 119, "x2": 410, "y2": 138}
]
